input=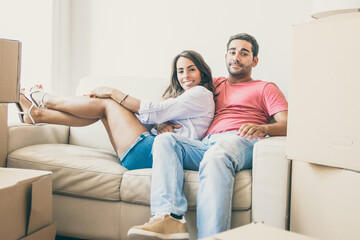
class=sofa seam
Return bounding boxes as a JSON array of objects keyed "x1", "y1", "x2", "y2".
[{"x1": 8, "y1": 157, "x2": 125, "y2": 176}]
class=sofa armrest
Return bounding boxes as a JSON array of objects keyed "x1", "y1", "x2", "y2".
[
  {"x1": 251, "y1": 136, "x2": 290, "y2": 230},
  {"x1": 7, "y1": 123, "x2": 70, "y2": 154}
]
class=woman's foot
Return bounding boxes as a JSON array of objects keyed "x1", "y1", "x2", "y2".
[
  {"x1": 16, "y1": 92, "x2": 37, "y2": 124},
  {"x1": 30, "y1": 84, "x2": 48, "y2": 109}
]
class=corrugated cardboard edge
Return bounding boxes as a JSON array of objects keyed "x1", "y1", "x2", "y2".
[{"x1": 0, "y1": 104, "x2": 7, "y2": 167}]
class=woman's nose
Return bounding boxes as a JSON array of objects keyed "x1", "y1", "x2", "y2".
[{"x1": 183, "y1": 71, "x2": 190, "y2": 78}]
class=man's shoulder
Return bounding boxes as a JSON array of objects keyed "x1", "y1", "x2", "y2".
[
  {"x1": 213, "y1": 76, "x2": 228, "y2": 83},
  {"x1": 251, "y1": 80, "x2": 279, "y2": 90}
]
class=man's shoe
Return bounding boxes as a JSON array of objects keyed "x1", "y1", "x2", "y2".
[{"x1": 127, "y1": 214, "x2": 189, "y2": 240}]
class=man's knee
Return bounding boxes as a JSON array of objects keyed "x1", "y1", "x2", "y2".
[{"x1": 200, "y1": 147, "x2": 231, "y2": 171}]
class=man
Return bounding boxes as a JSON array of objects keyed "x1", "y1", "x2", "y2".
[{"x1": 128, "y1": 33, "x2": 288, "y2": 239}]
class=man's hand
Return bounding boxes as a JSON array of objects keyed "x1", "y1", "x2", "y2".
[
  {"x1": 155, "y1": 122, "x2": 182, "y2": 134},
  {"x1": 237, "y1": 124, "x2": 268, "y2": 141},
  {"x1": 237, "y1": 111, "x2": 288, "y2": 140}
]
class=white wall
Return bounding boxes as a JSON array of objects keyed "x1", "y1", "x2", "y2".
[
  {"x1": 0, "y1": 0, "x2": 53, "y2": 91},
  {"x1": 0, "y1": 0, "x2": 314, "y2": 98},
  {"x1": 68, "y1": 0, "x2": 314, "y2": 97}
]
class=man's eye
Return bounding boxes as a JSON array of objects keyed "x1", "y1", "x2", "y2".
[{"x1": 241, "y1": 53, "x2": 248, "y2": 56}]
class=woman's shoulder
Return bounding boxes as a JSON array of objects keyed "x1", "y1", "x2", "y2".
[{"x1": 187, "y1": 85, "x2": 213, "y2": 96}]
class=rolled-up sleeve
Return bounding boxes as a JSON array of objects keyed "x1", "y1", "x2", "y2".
[{"x1": 138, "y1": 86, "x2": 213, "y2": 124}]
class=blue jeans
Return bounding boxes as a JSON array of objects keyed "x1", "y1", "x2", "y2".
[{"x1": 150, "y1": 131, "x2": 258, "y2": 239}]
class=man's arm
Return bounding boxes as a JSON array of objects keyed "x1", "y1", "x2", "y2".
[{"x1": 238, "y1": 110, "x2": 288, "y2": 140}]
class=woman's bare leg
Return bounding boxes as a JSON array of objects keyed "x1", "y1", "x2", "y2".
[
  {"x1": 31, "y1": 91, "x2": 148, "y2": 156},
  {"x1": 96, "y1": 99, "x2": 148, "y2": 156},
  {"x1": 19, "y1": 94, "x2": 98, "y2": 126}
]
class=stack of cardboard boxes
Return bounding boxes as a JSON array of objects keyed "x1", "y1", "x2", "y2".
[
  {"x1": 0, "y1": 39, "x2": 56, "y2": 239},
  {"x1": 0, "y1": 38, "x2": 21, "y2": 168},
  {"x1": 287, "y1": 13, "x2": 360, "y2": 240}
]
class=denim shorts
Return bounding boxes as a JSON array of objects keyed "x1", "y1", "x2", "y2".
[{"x1": 120, "y1": 131, "x2": 155, "y2": 170}]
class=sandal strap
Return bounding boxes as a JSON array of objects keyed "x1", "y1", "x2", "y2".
[
  {"x1": 27, "y1": 104, "x2": 36, "y2": 124},
  {"x1": 18, "y1": 104, "x2": 36, "y2": 124},
  {"x1": 30, "y1": 86, "x2": 48, "y2": 109}
]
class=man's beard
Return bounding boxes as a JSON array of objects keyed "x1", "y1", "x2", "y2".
[{"x1": 227, "y1": 62, "x2": 252, "y2": 78}]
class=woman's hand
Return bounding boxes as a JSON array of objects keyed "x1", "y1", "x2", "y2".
[
  {"x1": 89, "y1": 87, "x2": 115, "y2": 99},
  {"x1": 155, "y1": 122, "x2": 182, "y2": 134}
]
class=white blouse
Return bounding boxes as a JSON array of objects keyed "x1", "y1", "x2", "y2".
[{"x1": 137, "y1": 86, "x2": 215, "y2": 140}]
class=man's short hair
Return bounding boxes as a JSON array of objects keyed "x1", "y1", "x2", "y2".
[{"x1": 227, "y1": 33, "x2": 259, "y2": 58}]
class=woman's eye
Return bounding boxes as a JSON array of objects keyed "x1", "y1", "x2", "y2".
[
  {"x1": 178, "y1": 71, "x2": 183, "y2": 74},
  {"x1": 190, "y1": 68, "x2": 196, "y2": 71}
]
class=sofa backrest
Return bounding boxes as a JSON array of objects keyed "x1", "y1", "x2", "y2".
[{"x1": 69, "y1": 76, "x2": 169, "y2": 154}]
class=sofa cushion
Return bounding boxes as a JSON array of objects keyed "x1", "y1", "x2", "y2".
[
  {"x1": 8, "y1": 144, "x2": 252, "y2": 210},
  {"x1": 120, "y1": 169, "x2": 252, "y2": 210},
  {"x1": 7, "y1": 144, "x2": 125, "y2": 201}
]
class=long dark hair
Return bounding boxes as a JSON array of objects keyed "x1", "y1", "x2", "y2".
[{"x1": 162, "y1": 50, "x2": 215, "y2": 99}]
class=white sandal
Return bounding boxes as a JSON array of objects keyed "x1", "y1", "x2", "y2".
[
  {"x1": 16, "y1": 90, "x2": 36, "y2": 124},
  {"x1": 30, "y1": 84, "x2": 48, "y2": 109}
]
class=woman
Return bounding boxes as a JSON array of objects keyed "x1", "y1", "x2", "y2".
[{"x1": 17, "y1": 50, "x2": 215, "y2": 170}]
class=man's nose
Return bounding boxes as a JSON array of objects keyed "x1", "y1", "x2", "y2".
[{"x1": 233, "y1": 52, "x2": 241, "y2": 60}]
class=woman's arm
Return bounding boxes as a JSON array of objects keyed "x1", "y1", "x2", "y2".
[
  {"x1": 137, "y1": 86, "x2": 214, "y2": 124},
  {"x1": 90, "y1": 86, "x2": 214, "y2": 123},
  {"x1": 90, "y1": 87, "x2": 141, "y2": 114}
]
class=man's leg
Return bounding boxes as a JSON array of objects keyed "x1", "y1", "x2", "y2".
[
  {"x1": 197, "y1": 132, "x2": 258, "y2": 238},
  {"x1": 151, "y1": 132, "x2": 207, "y2": 215},
  {"x1": 128, "y1": 132, "x2": 208, "y2": 240}
]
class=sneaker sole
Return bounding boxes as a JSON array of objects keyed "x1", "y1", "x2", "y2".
[{"x1": 128, "y1": 229, "x2": 189, "y2": 240}]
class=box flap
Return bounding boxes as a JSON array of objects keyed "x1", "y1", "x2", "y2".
[
  {"x1": 20, "y1": 222, "x2": 57, "y2": 240},
  {"x1": 0, "y1": 168, "x2": 52, "y2": 189},
  {"x1": 27, "y1": 175, "x2": 53, "y2": 235},
  {"x1": 203, "y1": 223, "x2": 319, "y2": 240}
]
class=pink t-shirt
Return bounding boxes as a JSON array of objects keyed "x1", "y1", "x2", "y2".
[{"x1": 206, "y1": 77, "x2": 288, "y2": 135}]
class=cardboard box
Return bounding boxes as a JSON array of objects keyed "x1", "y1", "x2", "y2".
[
  {"x1": 0, "y1": 168, "x2": 56, "y2": 240},
  {"x1": 203, "y1": 223, "x2": 318, "y2": 240},
  {"x1": 0, "y1": 38, "x2": 21, "y2": 103},
  {"x1": 287, "y1": 13, "x2": 360, "y2": 172},
  {"x1": 290, "y1": 161, "x2": 360, "y2": 240},
  {"x1": 0, "y1": 104, "x2": 7, "y2": 167}
]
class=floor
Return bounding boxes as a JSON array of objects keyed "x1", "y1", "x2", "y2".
[{"x1": 56, "y1": 236, "x2": 85, "y2": 240}]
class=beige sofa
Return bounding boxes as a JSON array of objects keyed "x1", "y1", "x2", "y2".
[{"x1": 6, "y1": 76, "x2": 290, "y2": 240}]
